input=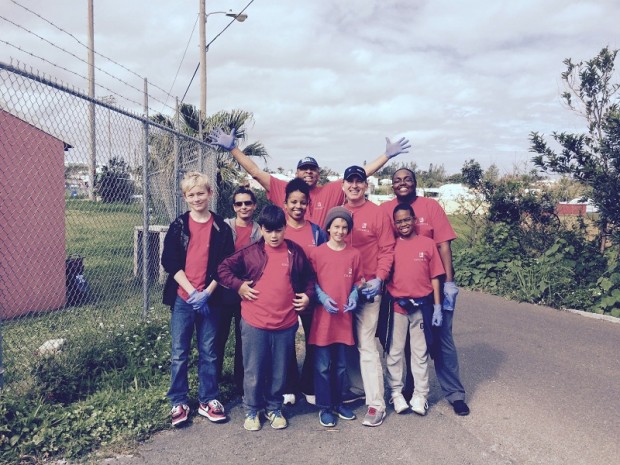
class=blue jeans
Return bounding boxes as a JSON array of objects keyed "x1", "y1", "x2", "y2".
[
  {"x1": 241, "y1": 318, "x2": 298, "y2": 413},
  {"x1": 167, "y1": 296, "x2": 219, "y2": 406},
  {"x1": 314, "y1": 343, "x2": 347, "y2": 409}
]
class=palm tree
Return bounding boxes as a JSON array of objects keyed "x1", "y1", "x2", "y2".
[{"x1": 148, "y1": 104, "x2": 268, "y2": 218}]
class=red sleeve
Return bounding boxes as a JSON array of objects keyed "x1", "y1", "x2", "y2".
[
  {"x1": 375, "y1": 208, "x2": 395, "y2": 282},
  {"x1": 267, "y1": 176, "x2": 287, "y2": 208}
]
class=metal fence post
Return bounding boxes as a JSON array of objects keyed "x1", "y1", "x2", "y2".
[{"x1": 142, "y1": 78, "x2": 150, "y2": 320}]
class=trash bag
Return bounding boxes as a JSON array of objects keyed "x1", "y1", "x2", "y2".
[{"x1": 66, "y1": 254, "x2": 90, "y2": 306}]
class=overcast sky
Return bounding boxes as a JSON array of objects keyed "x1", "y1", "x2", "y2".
[{"x1": 2, "y1": 0, "x2": 619, "y2": 175}]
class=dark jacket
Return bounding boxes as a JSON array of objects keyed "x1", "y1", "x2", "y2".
[
  {"x1": 161, "y1": 210, "x2": 235, "y2": 308},
  {"x1": 377, "y1": 290, "x2": 438, "y2": 360},
  {"x1": 217, "y1": 238, "x2": 317, "y2": 314}
]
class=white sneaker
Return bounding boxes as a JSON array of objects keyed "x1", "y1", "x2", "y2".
[
  {"x1": 391, "y1": 394, "x2": 409, "y2": 414},
  {"x1": 410, "y1": 395, "x2": 429, "y2": 416},
  {"x1": 304, "y1": 394, "x2": 316, "y2": 405},
  {"x1": 283, "y1": 393, "x2": 296, "y2": 405}
]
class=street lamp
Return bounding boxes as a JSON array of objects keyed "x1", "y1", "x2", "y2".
[{"x1": 199, "y1": 0, "x2": 247, "y2": 118}]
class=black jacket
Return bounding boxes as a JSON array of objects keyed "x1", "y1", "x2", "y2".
[{"x1": 161, "y1": 211, "x2": 235, "y2": 308}]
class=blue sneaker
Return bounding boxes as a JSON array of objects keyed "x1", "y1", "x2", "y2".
[
  {"x1": 319, "y1": 409, "x2": 336, "y2": 427},
  {"x1": 335, "y1": 404, "x2": 356, "y2": 420}
]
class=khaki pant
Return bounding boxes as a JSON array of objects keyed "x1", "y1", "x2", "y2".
[
  {"x1": 386, "y1": 310, "x2": 429, "y2": 399},
  {"x1": 347, "y1": 296, "x2": 386, "y2": 410}
]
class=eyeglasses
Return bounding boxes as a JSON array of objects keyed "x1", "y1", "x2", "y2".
[
  {"x1": 394, "y1": 217, "x2": 414, "y2": 225},
  {"x1": 392, "y1": 177, "x2": 415, "y2": 185},
  {"x1": 234, "y1": 201, "x2": 254, "y2": 207}
]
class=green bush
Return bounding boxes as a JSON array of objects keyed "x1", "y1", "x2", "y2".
[{"x1": 32, "y1": 319, "x2": 171, "y2": 404}]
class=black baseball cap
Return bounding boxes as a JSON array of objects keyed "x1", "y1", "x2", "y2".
[
  {"x1": 343, "y1": 165, "x2": 367, "y2": 182},
  {"x1": 297, "y1": 156, "x2": 319, "y2": 169}
]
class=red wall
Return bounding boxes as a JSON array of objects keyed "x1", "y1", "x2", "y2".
[
  {"x1": 557, "y1": 203, "x2": 586, "y2": 216},
  {"x1": 0, "y1": 110, "x2": 66, "y2": 318}
]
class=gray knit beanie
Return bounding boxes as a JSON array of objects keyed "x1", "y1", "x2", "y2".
[{"x1": 324, "y1": 206, "x2": 353, "y2": 231}]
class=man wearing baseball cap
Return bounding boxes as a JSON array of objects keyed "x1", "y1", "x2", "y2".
[
  {"x1": 207, "y1": 128, "x2": 410, "y2": 227},
  {"x1": 340, "y1": 165, "x2": 395, "y2": 427}
]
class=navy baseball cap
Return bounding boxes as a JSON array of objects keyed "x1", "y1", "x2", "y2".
[
  {"x1": 343, "y1": 165, "x2": 367, "y2": 182},
  {"x1": 297, "y1": 156, "x2": 319, "y2": 169}
]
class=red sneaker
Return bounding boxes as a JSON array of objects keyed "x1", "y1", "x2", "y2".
[
  {"x1": 171, "y1": 404, "x2": 190, "y2": 426},
  {"x1": 199, "y1": 399, "x2": 227, "y2": 422}
]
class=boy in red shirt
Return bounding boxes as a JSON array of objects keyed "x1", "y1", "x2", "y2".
[
  {"x1": 385, "y1": 203, "x2": 445, "y2": 416},
  {"x1": 217, "y1": 205, "x2": 316, "y2": 431},
  {"x1": 161, "y1": 172, "x2": 235, "y2": 427},
  {"x1": 309, "y1": 207, "x2": 363, "y2": 427}
]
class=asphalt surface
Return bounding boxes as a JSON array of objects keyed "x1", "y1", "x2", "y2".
[{"x1": 102, "y1": 290, "x2": 620, "y2": 465}]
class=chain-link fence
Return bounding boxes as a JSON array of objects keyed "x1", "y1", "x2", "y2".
[{"x1": 0, "y1": 60, "x2": 218, "y2": 394}]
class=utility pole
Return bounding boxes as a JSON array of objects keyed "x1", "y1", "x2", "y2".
[{"x1": 199, "y1": 0, "x2": 207, "y2": 118}]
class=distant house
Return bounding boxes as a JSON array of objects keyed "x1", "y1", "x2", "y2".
[
  {"x1": 419, "y1": 184, "x2": 478, "y2": 214},
  {"x1": 0, "y1": 110, "x2": 71, "y2": 318}
]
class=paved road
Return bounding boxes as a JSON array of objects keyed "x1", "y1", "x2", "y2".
[{"x1": 104, "y1": 290, "x2": 620, "y2": 465}]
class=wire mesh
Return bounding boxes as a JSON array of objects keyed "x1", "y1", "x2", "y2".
[{"x1": 0, "y1": 61, "x2": 217, "y2": 395}]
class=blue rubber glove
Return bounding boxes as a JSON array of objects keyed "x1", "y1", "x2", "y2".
[
  {"x1": 315, "y1": 283, "x2": 338, "y2": 314},
  {"x1": 343, "y1": 287, "x2": 359, "y2": 313},
  {"x1": 206, "y1": 127, "x2": 237, "y2": 151},
  {"x1": 187, "y1": 289, "x2": 210, "y2": 312},
  {"x1": 443, "y1": 282, "x2": 459, "y2": 311},
  {"x1": 361, "y1": 278, "x2": 382, "y2": 299},
  {"x1": 432, "y1": 304, "x2": 443, "y2": 326},
  {"x1": 196, "y1": 300, "x2": 211, "y2": 316},
  {"x1": 385, "y1": 136, "x2": 411, "y2": 159}
]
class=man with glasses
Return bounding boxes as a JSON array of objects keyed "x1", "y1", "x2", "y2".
[
  {"x1": 380, "y1": 168, "x2": 470, "y2": 416},
  {"x1": 216, "y1": 187, "x2": 262, "y2": 392},
  {"x1": 207, "y1": 127, "x2": 410, "y2": 227}
]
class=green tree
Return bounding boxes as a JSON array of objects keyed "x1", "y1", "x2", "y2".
[
  {"x1": 530, "y1": 46, "x2": 620, "y2": 249},
  {"x1": 95, "y1": 157, "x2": 135, "y2": 203}
]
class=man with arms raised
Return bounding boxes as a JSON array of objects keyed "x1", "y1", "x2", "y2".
[{"x1": 207, "y1": 128, "x2": 410, "y2": 227}]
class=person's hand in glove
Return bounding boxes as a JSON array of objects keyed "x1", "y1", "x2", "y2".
[
  {"x1": 443, "y1": 281, "x2": 459, "y2": 311},
  {"x1": 432, "y1": 303, "x2": 443, "y2": 326},
  {"x1": 206, "y1": 127, "x2": 237, "y2": 151},
  {"x1": 361, "y1": 278, "x2": 382, "y2": 299},
  {"x1": 315, "y1": 283, "x2": 338, "y2": 314},
  {"x1": 343, "y1": 286, "x2": 359, "y2": 313},
  {"x1": 385, "y1": 136, "x2": 412, "y2": 159},
  {"x1": 187, "y1": 289, "x2": 211, "y2": 314}
]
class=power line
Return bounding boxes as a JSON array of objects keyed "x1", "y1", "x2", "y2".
[{"x1": 7, "y1": 0, "x2": 176, "y2": 101}]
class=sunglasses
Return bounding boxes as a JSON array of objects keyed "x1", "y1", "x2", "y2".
[{"x1": 234, "y1": 201, "x2": 254, "y2": 207}]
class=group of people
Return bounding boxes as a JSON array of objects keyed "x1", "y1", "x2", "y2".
[{"x1": 160, "y1": 127, "x2": 469, "y2": 432}]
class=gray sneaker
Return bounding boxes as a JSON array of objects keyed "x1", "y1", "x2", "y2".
[{"x1": 362, "y1": 407, "x2": 386, "y2": 427}]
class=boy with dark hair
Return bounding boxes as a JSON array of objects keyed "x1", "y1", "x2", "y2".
[
  {"x1": 161, "y1": 171, "x2": 235, "y2": 427},
  {"x1": 385, "y1": 203, "x2": 444, "y2": 416},
  {"x1": 217, "y1": 205, "x2": 316, "y2": 431}
]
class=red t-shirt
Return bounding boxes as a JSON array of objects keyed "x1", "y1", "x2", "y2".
[
  {"x1": 234, "y1": 224, "x2": 253, "y2": 251},
  {"x1": 268, "y1": 176, "x2": 344, "y2": 227},
  {"x1": 178, "y1": 215, "x2": 213, "y2": 301},
  {"x1": 343, "y1": 201, "x2": 395, "y2": 282},
  {"x1": 241, "y1": 243, "x2": 297, "y2": 330},
  {"x1": 387, "y1": 234, "x2": 445, "y2": 315},
  {"x1": 380, "y1": 196, "x2": 457, "y2": 244},
  {"x1": 285, "y1": 222, "x2": 318, "y2": 258},
  {"x1": 308, "y1": 244, "x2": 363, "y2": 346}
]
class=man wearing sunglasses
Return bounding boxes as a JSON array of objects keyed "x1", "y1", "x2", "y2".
[
  {"x1": 216, "y1": 187, "x2": 262, "y2": 393},
  {"x1": 207, "y1": 128, "x2": 411, "y2": 228}
]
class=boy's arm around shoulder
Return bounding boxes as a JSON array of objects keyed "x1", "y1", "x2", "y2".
[{"x1": 217, "y1": 248, "x2": 247, "y2": 292}]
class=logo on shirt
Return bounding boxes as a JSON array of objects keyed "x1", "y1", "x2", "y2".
[
  {"x1": 417, "y1": 217, "x2": 425, "y2": 224},
  {"x1": 315, "y1": 201, "x2": 323, "y2": 210},
  {"x1": 344, "y1": 267, "x2": 353, "y2": 278},
  {"x1": 361, "y1": 222, "x2": 368, "y2": 231}
]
